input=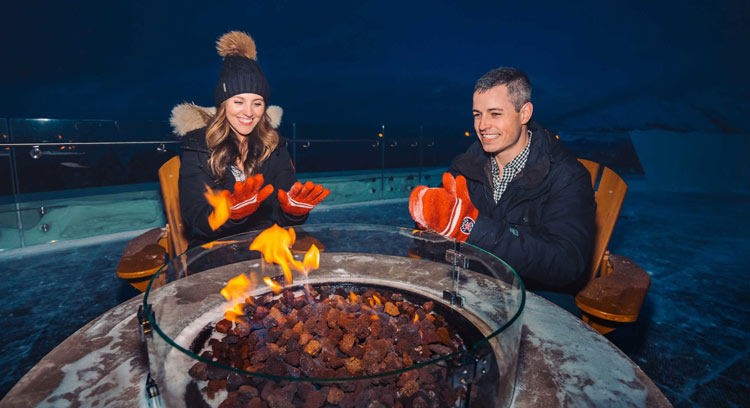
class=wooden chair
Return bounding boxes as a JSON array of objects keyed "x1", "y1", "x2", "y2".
[
  {"x1": 574, "y1": 159, "x2": 651, "y2": 334},
  {"x1": 115, "y1": 226, "x2": 168, "y2": 292},
  {"x1": 116, "y1": 156, "x2": 184, "y2": 290},
  {"x1": 158, "y1": 156, "x2": 188, "y2": 259}
]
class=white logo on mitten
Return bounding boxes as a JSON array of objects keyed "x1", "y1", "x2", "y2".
[{"x1": 460, "y1": 217, "x2": 474, "y2": 234}]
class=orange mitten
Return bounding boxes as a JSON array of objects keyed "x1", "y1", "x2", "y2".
[
  {"x1": 409, "y1": 173, "x2": 478, "y2": 241},
  {"x1": 225, "y1": 174, "x2": 274, "y2": 220},
  {"x1": 278, "y1": 181, "x2": 330, "y2": 216}
]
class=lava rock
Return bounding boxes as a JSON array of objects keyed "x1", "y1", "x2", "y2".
[
  {"x1": 188, "y1": 362, "x2": 208, "y2": 381},
  {"x1": 216, "y1": 319, "x2": 233, "y2": 334},
  {"x1": 327, "y1": 387, "x2": 345, "y2": 404},
  {"x1": 238, "y1": 385, "x2": 259, "y2": 399},
  {"x1": 206, "y1": 364, "x2": 230, "y2": 380}
]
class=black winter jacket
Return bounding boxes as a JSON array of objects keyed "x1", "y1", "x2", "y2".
[
  {"x1": 179, "y1": 127, "x2": 307, "y2": 248},
  {"x1": 451, "y1": 121, "x2": 596, "y2": 293}
]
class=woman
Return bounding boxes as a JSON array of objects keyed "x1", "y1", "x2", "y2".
[{"x1": 172, "y1": 31, "x2": 329, "y2": 248}]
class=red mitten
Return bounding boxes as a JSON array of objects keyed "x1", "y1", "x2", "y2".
[
  {"x1": 409, "y1": 173, "x2": 478, "y2": 242},
  {"x1": 278, "y1": 181, "x2": 330, "y2": 216},
  {"x1": 226, "y1": 174, "x2": 274, "y2": 220}
]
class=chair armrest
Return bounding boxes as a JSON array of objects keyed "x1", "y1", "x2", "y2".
[
  {"x1": 116, "y1": 227, "x2": 167, "y2": 279},
  {"x1": 291, "y1": 231, "x2": 325, "y2": 254},
  {"x1": 575, "y1": 254, "x2": 651, "y2": 323}
]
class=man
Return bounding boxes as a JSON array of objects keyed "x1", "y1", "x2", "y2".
[{"x1": 409, "y1": 67, "x2": 596, "y2": 293}]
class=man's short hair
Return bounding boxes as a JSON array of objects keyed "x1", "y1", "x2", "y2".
[{"x1": 474, "y1": 67, "x2": 531, "y2": 111}]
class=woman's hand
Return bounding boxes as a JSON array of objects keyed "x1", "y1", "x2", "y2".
[
  {"x1": 226, "y1": 174, "x2": 274, "y2": 220},
  {"x1": 278, "y1": 181, "x2": 330, "y2": 216}
]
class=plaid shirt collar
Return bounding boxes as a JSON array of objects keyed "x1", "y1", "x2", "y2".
[{"x1": 490, "y1": 130, "x2": 532, "y2": 203}]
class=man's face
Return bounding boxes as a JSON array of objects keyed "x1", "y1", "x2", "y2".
[{"x1": 472, "y1": 85, "x2": 532, "y2": 162}]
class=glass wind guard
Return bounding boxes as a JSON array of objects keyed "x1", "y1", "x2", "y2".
[{"x1": 144, "y1": 224, "x2": 524, "y2": 407}]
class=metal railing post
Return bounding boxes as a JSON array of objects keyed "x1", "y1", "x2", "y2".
[
  {"x1": 380, "y1": 125, "x2": 385, "y2": 198},
  {"x1": 292, "y1": 122, "x2": 297, "y2": 169},
  {"x1": 419, "y1": 125, "x2": 424, "y2": 184}
]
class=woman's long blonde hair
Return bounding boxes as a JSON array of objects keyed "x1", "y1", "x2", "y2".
[{"x1": 205, "y1": 102, "x2": 279, "y2": 183}]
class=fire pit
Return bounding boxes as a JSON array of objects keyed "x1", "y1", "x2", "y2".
[{"x1": 143, "y1": 224, "x2": 525, "y2": 407}]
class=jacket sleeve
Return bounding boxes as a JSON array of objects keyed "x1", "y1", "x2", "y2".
[
  {"x1": 269, "y1": 145, "x2": 309, "y2": 227},
  {"x1": 466, "y1": 170, "x2": 596, "y2": 293},
  {"x1": 178, "y1": 148, "x2": 246, "y2": 242}
]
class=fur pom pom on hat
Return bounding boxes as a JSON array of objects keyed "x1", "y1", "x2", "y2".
[
  {"x1": 216, "y1": 31, "x2": 257, "y2": 60},
  {"x1": 214, "y1": 31, "x2": 269, "y2": 107}
]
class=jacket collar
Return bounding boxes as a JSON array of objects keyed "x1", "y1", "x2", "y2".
[
  {"x1": 172, "y1": 102, "x2": 288, "y2": 154},
  {"x1": 180, "y1": 129, "x2": 206, "y2": 153},
  {"x1": 170, "y1": 102, "x2": 284, "y2": 137},
  {"x1": 451, "y1": 120, "x2": 552, "y2": 189},
  {"x1": 518, "y1": 121, "x2": 552, "y2": 189}
]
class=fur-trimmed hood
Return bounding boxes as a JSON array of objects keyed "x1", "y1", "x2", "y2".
[{"x1": 170, "y1": 102, "x2": 283, "y2": 137}]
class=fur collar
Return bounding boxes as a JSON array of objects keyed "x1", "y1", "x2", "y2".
[{"x1": 170, "y1": 102, "x2": 283, "y2": 137}]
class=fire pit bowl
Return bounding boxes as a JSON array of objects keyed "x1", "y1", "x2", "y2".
[{"x1": 143, "y1": 224, "x2": 525, "y2": 407}]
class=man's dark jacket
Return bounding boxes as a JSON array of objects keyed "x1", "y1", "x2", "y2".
[
  {"x1": 179, "y1": 127, "x2": 307, "y2": 248},
  {"x1": 451, "y1": 121, "x2": 596, "y2": 293}
]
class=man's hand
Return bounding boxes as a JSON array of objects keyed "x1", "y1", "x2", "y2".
[
  {"x1": 225, "y1": 174, "x2": 274, "y2": 220},
  {"x1": 278, "y1": 181, "x2": 330, "y2": 216},
  {"x1": 409, "y1": 173, "x2": 478, "y2": 242}
]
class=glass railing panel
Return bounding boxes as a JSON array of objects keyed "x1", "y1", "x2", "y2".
[
  {"x1": 115, "y1": 120, "x2": 174, "y2": 142},
  {"x1": 0, "y1": 118, "x2": 12, "y2": 204},
  {"x1": 1, "y1": 119, "x2": 177, "y2": 250},
  {"x1": 1, "y1": 118, "x2": 480, "y2": 250},
  {"x1": 290, "y1": 139, "x2": 384, "y2": 204},
  {"x1": 0, "y1": 212, "x2": 22, "y2": 250},
  {"x1": 0, "y1": 118, "x2": 20, "y2": 249},
  {"x1": 381, "y1": 125, "x2": 421, "y2": 170},
  {"x1": 114, "y1": 121, "x2": 180, "y2": 183},
  {"x1": 284, "y1": 123, "x2": 382, "y2": 173},
  {"x1": 288, "y1": 140, "x2": 381, "y2": 173},
  {"x1": 18, "y1": 188, "x2": 165, "y2": 246},
  {"x1": 10, "y1": 119, "x2": 178, "y2": 194},
  {"x1": 419, "y1": 125, "x2": 475, "y2": 168},
  {"x1": 9, "y1": 118, "x2": 116, "y2": 142},
  {"x1": 376, "y1": 126, "x2": 423, "y2": 199}
]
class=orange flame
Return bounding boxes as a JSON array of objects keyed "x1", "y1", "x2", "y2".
[
  {"x1": 220, "y1": 273, "x2": 256, "y2": 322},
  {"x1": 250, "y1": 225, "x2": 304, "y2": 284},
  {"x1": 372, "y1": 294, "x2": 382, "y2": 306},
  {"x1": 204, "y1": 186, "x2": 229, "y2": 231},
  {"x1": 221, "y1": 274, "x2": 252, "y2": 301},
  {"x1": 370, "y1": 315, "x2": 379, "y2": 321},
  {"x1": 201, "y1": 240, "x2": 241, "y2": 250},
  {"x1": 413, "y1": 313, "x2": 419, "y2": 323},
  {"x1": 349, "y1": 291, "x2": 358, "y2": 302},
  {"x1": 263, "y1": 277, "x2": 283, "y2": 294},
  {"x1": 225, "y1": 303, "x2": 245, "y2": 322},
  {"x1": 368, "y1": 298, "x2": 375, "y2": 307},
  {"x1": 302, "y1": 244, "x2": 320, "y2": 274}
]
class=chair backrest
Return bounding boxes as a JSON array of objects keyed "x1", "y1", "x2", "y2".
[
  {"x1": 578, "y1": 159, "x2": 601, "y2": 190},
  {"x1": 158, "y1": 156, "x2": 188, "y2": 259},
  {"x1": 578, "y1": 158, "x2": 628, "y2": 280}
]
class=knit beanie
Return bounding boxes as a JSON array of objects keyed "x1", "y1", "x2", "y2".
[{"x1": 214, "y1": 31, "x2": 270, "y2": 107}]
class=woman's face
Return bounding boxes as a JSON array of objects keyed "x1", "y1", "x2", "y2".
[{"x1": 225, "y1": 93, "x2": 265, "y2": 136}]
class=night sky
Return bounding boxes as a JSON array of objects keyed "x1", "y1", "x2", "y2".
[{"x1": 1, "y1": 1, "x2": 748, "y2": 133}]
